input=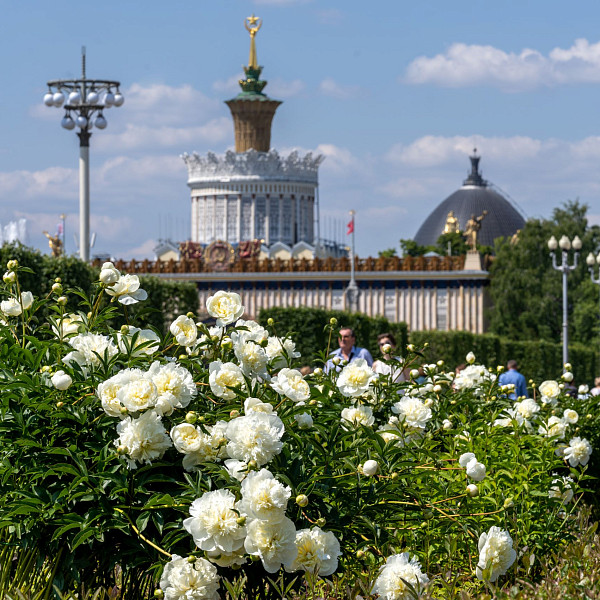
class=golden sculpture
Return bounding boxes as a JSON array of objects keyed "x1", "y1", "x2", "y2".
[
  {"x1": 43, "y1": 231, "x2": 63, "y2": 257},
  {"x1": 245, "y1": 14, "x2": 262, "y2": 69},
  {"x1": 510, "y1": 229, "x2": 521, "y2": 245},
  {"x1": 443, "y1": 210, "x2": 459, "y2": 235},
  {"x1": 464, "y1": 210, "x2": 488, "y2": 250}
]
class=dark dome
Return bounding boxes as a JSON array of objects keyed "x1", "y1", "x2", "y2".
[{"x1": 414, "y1": 154, "x2": 525, "y2": 248}]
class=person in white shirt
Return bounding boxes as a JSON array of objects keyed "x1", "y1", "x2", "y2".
[{"x1": 372, "y1": 332, "x2": 406, "y2": 383}]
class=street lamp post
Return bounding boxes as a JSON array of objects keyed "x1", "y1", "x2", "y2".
[
  {"x1": 586, "y1": 250, "x2": 600, "y2": 372},
  {"x1": 548, "y1": 234, "x2": 582, "y2": 368},
  {"x1": 44, "y1": 47, "x2": 124, "y2": 262}
]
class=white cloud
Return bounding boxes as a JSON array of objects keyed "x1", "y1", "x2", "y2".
[
  {"x1": 386, "y1": 135, "x2": 543, "y2": 167},
  {"x1": 318, "y1": 77, "x2": 361, "y2": 99},
  {"x1": 213, "y1": 75, "x2": 241, "y2": 95},
  {"x1": 120, "y1": 237, "x2": 157, "y2": 260},
  {"x1": 405, "y1": 38, "x2": 600, "y2": 91},
  {"x1": 315, "y1": 143, "x2": 361, "y2": 174}
]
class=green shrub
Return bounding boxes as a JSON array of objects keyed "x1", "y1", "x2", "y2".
[
  {"x1": 258, "y1": 306, "x2": 408, "y2": 366},
  {"x1": 410, "y1": 330, "x2": 599, "y2": 386}
]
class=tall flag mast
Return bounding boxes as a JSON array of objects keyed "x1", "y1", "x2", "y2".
[{"x1": 346, "y1": 210, "x2": 359, "y2": 312}]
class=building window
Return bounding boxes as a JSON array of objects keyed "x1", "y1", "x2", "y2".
[{"x1": 437, "y1": 288, "x2": 448, "y2": 331}]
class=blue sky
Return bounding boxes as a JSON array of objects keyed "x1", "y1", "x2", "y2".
[{"x1": 2, "y1": 0, "x2": 600, "y2": 258}]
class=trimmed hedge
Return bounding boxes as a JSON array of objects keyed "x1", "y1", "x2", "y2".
[
  {"x1": 0, "y1": 243, "x2": 198, "y2": 334},
  {"x1": 409, "y1": 330, "x2": 599, "y2": 387},
  {"x1": 257, "y1": 306, "x2": 409, "y2": 366}
]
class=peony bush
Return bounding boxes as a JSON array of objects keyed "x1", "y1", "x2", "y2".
[{"x1": 0, "y1": 260, "x2": 595, "y2": 599}]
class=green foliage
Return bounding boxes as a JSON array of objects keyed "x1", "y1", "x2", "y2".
[
  {"x1": 409, "y1": 330, "x2": 599, "y2": 386},
  {"x1": 489, "y1": 201, "x2": 600, "y2": 345},
  {"x1": 257, "y1": 306, "x2": 409, "y2": 366},
  {"x1": 400, "y1": 238, "x2": 429, "y2": 257},
  {"x1": 435, "y1": 232, "x2": 469, "y2": 256},
  {"x1": 377, "y1": 248, "x2": 398, "y2": 258}
]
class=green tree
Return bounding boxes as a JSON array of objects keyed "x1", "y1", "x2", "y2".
[
  {"x1": 399, "y1": 238, "x2": 430, "y2": 257},
  {"x1": 435, "y1": 232, "x2": 469, "y2": 256},
  {"x1": 377, "y1": 247, "x2": 397, "y2": 258},
  {"x1": 488, "y1": 200, "x2": 600, "y2": 346}
]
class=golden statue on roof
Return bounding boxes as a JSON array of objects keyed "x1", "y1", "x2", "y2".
[
  {"x1": 245, "y1": 14, "x2": 262, "y2": 69},
  {"x1": 443, "y1": 210, "x2": 459, "y2": 235}
]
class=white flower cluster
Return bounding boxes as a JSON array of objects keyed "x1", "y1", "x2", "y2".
[
  {"x1": 100, "y1": 262, "x2": 148, "y2": 305},
  {"x1": 454, "y1": 363, "x2": 496, "y2": 393},
  {"x1": 372, "y1": 553, "x2": 429, "y2": 599},
  {"x1": 459, "y1": 452, "x2": 486, "y2": 482},
  {"x1": 476, "y1": 526, "x2": 517, "y2": 582}
]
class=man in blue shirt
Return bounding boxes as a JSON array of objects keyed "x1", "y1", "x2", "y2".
[
  {"x1": 498, "y1": 359, "x2": 528, "y2": 399},
  {"x1": 325, "y1": 327, "x2": 373, "y2": 372}
]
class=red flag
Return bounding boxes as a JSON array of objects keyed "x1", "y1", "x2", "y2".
[{"x1": 346, "y1": 218, "x2": 354, "y2": 235}]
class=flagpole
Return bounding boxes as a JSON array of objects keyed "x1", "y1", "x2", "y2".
[{"x1": 346, "y1": 209, "x2": 359, "y2": 312}]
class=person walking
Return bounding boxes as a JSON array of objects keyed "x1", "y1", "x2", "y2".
[{"x1": 498, "y1": 359, "x2": 528, "y2": 399}]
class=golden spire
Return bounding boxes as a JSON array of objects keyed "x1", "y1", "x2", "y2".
[{"x1": 244, "y1": 14, "x2": 262, "y2": 69}]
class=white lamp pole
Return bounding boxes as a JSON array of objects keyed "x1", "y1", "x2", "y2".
[
  {"x1": 586, "y1": 250, "x2": 600, "y2": 372},
  {"x1": 548, "y1": 234, "x2": 581, "y2": 367},
  {"x1": 45, "y1": 47, "x2": 124, "y2": 262}
]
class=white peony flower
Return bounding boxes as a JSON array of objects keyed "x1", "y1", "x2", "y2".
[
  {"x1": 562, "y1": 371, "x2": 574, "y2": 383},
  {"x1": 515, "y1": 398, "x2": 540, "y2": 420},
  {"x1": 459, "y1": 452, "x2": 477, "y2": 468},
  {"x1": 206, "y1": 291, "x2": 244, "y2": 327},
  {"x1": 539, "y1": 380, "x2": 560, "y2": 403},
  {"x1": 244, "y1": 397, "x2": 275, "y2": 415},
  {"x1": 117, "y1": 326, "x2": 160, "y2": 356},
  {"x1": 181, "y1": 421, "x2": 229, "y2": 471},
  {"x1": 238, "y1": 468, "x2": 291, "y2": 523},
  {"x1": 372, "y1": 552, "x2": 429, "y2": 600},
  {"x1": 230, "y1": 318, "x2": 268, "y2": 344},
  {"x1": 476, "y1": 526, "x2": 517, "y2": 582},
  {"x1": 147, "y1": 361, "x2": 197, "y2": 416},
  {"x1": 20, "y1": 291, "x2": 34, "y2": 310},
  {"x1": 226, "y1": 412, "x2": 285, "y2": 467},
  {"x1": 244, "y1": 516, "x2": 298, "y2": 573},
  {"x1": 294, "y1": 412, "x2": 313, "y2": 429},
  {"x1": 183, "y1": 489, "x2": 247, "y2": 554},
  {"x1": 51, "y1": 370, "x2": 72, "y2": 390},
  {"x1": 99, "y1": 262, "x2": 120, "y2": 285},
  {"x1": 105, "y1": 273, "x2": 147, "y2": 305},
  {"x1": 548, "y1": 475, "x2": 574, "y2": 504},
  {"x1": 115, "y1": 410, "x2": 172, "y2": 469},
  {"x1": 224, "y1": 459, "x2": 249, "y2": 482},
  {"x1": 563, "y1": 409, "x2": 579, "y2": 424},
  {"x1": 336, "y1": 359, "x2": 377, "y2": 397},
  {"x1": 563, "y1": 437, "x2": 592, "y2": 467},
  {"x1": 116, "y1": 371, "x2": 158, "y2": 413},
  {"x1": 453, "y1": 364, "x2": 496, "y2": 391},
  {"x1": 1, "y1": 297, "x2": 22, "y2": 316},
  {"x1": 234, "y1": 339, "x2": 269, "y2": 378},
  {"x1": 465, "y1": 459, "x2": 486, "y2": 482},
  {"x1": 285, "y1": 527, "x2": 342, "y2": 576},
  {"x1": 391, "y1": 396, "x2": 432, "y2": 433},
  {"x1": 466, "y1": 483, "x2": 479, "y2": 497},
  {"x1": 170, "y1": 423, "x2": 204, "y2": 454},
  {"x1": 53, "y1": 313, "x2": 84, "y2": 337},
  {"x1": 362, "y1": 459, "x2": 379, "y2": 476},
  {"x1": 578, "y1": 383, "x2": 589, "y2": 395},
  {"x1": 538, "y1": 416, "x2": 567, "y2": 439},
  {"x1": 64, "y1": 333, "x2": 118, "y2": 368},
  {"x1": 341, "y1": 404, "x2": 375, "y2": 428},
  {"x1": 209, "y1": 361, "x2": 245, "y2": 400},
  {"x1": 97, "y1": 369, "x2": 144, "y2": 417},
  {"x1": 265, "y1": 336, "x2": 301, "y2": 368},
  {"x1": 170, "y1": 315, "x2": 198, "y2": 347},
  {"x1": 159, "y1": 554, "x2": 220, "y2": 600},
  {"x1": 270, "y1": 368, "x2": 310, "y2": 403}
]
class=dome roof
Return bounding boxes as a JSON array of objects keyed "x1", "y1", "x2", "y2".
[{"x1": 414, "y1": 153, "x2": 525, "y2": 248}]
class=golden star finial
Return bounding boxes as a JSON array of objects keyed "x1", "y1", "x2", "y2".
[{"x1": 247, "y1": 14, "x2": 259, "y2": 25}]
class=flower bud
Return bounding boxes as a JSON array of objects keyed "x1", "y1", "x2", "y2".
[
  {"x1": 153, "y1": 590, "x2": 164, "y2": 599},
  {"x1": 436, "y1": 360, "x2": 444, "y2": 367},
  {"x1": 187, "y1": 555, "x2": 196, "y2": 564},
  {"x1": 56, "y1": 401, "x2": 64, "y2": 408},
  {"x1": 313, "y1": 367, "x2": 323, "y2": 377},
  {"x1": 197, "y1": 415, "x2": 206, "y2": 423},
  {"x1": 466, "y1": 352, "x2": 475, "y2": 364},
  {"x1": 120, "y1": 325, "x2": 130, "y2": 335},
  {"x1": 41, "y1": 365, "x2": 52, "y2": 373},
  {"x1": 185, "y1": 411, "x2": 198, "y2": 424},
  {"x1": 6, "y1": 260, "x2": 18, "y2": 270},
  {"x1": 561, "y1": 371, "x2": 573, "y2": 383},
  {"x1": 267, "y1": 317, "x2": 274, "y2": 326},
  {"x1": 87, "y1": 312, "x2": 93, "y2": 319},
  {"x1": 230, "y1": 409, "x2": 240, "y2": 419},
  {"x1": 120, "y1": 407, "x2": 129, "y2": 415},
  {"x1": 3, "y1": 271, "x2": 15, "y2": 284},
  {"x1": 329, "y1": 317, "x2": 337, "y2": 326},
  {"x1": 423, "y1": 342, "x2": 429, "y2": 348},
  {"x1": 390, "y1": 472, "x2": 398, "y2": 480},
  {"x1": 466, "y1": 484, "x2": 479, "y2": 497},
  {"x1": 51, "y1": 370, "x2": 73, "y2": 391},
  {"x1": 221, "y1": 339, "x2": 233, "y2": 350},
  {"x1": 332, "y1": 357, "x2": 340, "y2": 366},
  {"x1": 381, "y1": 343, "x2": 392, "y2": 354},
  {"x1": 236, "y1": 516, "x2": 247, "y2": 526},
  {"x1": 178, "y1": 354, "x2": 187, "y2": 361},
  {"x1": 315, "y1": 517, "x2": 326, "y2": 527},
  {"x1": 410, "y1": 369, "x2": 419, "y2": 379},
  {"x1": 116, "y1": 445, "x2": 128, "y2": 455},
  {"x1": 55, "y1": 277, "x2": 61, "y2": 283},
  {"x1": 51, "y1": 282, "x2": 62, "y2": 293},
  {"x1": 296, "y1": 494, "x2": 309, "y2": 507},
  {"x1": 99, "y1": 267, "x2": 119, "y2": 285},
  {"x1": 407, "y1": 344, "x2": 415, "y2": 352},
  {"x1": 57, "y1": 296, "x2": 68, "y2": 306},
  {"x1": 186, "y1": 312, "x2": 195, "y2": 318},
  {"x1": 503, "y1": 497, "x2": 514, "y2": 509},
  {"x1": 442, "y1": 418, "x2": 453, "y2": 430},
  {"x1": 247, "y1": 459, "x2": 258, "y2": 471},
  {"x1": 564, "y1": 362, "x2": 572, "y2": 371},
  {"x1": 362, "y1": 459, "x2": 378, "y2": 476},
  {"x1": 433, "y1": 384, "x2": 442, "y2": 393},
  {"x1": 356, "y1": 550, "x2": 366, "y2": 559}
]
